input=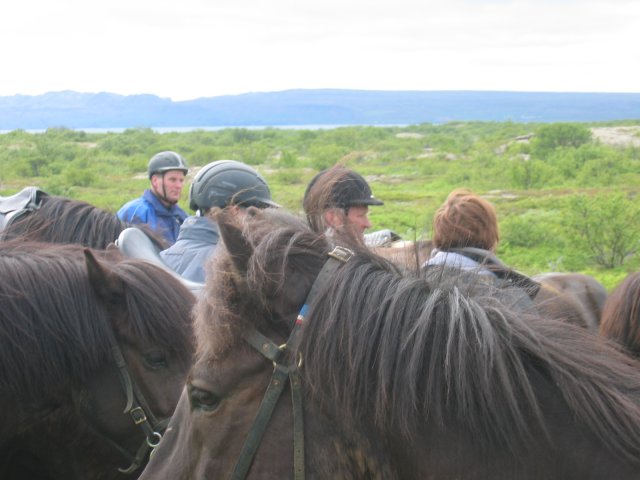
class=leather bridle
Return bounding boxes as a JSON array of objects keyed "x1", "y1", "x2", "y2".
[
  {"x1": 110, "y1": 342, "x2": 171, "y2": 474},
  {"x1": 78, "y1": 339, "x2": 172, "y2": 475},
  {"x1": 230, "y1": 246, "x2": 354, "y2": 480}
]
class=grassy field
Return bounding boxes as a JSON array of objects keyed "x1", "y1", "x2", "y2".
[{"x1": 2, "y1": 121, "x2": 640, "y2": 290}]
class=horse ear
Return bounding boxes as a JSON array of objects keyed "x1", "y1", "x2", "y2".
[
  {"x1": 218, "y1": 209, "x2": 253, "y2": 275},
  {"x1": 84, "y1": 248, "x2": 125, "y2": 303}
]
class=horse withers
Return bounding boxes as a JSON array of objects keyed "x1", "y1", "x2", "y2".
[
  {"x1": 0, "y1": 241, "x2": 195, "y2": 480},
  {"x1": 139, "y1": 207, "x2": 640, "y2": 479}
]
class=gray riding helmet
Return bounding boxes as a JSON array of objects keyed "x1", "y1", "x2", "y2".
[
  {"x1": 188, "y1": 160, "x2": 279, "y2": 212},
  {"x1": 147, "y1": 151, "x2": 189, "y2": 179}
]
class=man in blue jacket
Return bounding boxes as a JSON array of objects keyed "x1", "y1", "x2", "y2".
[
  {"x1": 161, "y1": 160, "x2": 278, "y2": 283},
  {"x1": 117, "y1": 151, "x2": 189, "y2": 246}
]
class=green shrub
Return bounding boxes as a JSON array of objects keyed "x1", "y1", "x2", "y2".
[
  {"x1": 501, "y1": 210, "x2": 564, "y2": 249},
  {"x1": 565, "y1": 193, "x2": 640, "y2": 268},
  {"x1": 532, "y1": 123, "x2": 592, "y2": 156},
  {"x1": 64, "y1": 167, "x2": 97, "y2": 187}
]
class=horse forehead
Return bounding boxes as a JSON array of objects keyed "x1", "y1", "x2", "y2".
[
  {"x1": 211, "y1": 254, "x2": 311, "y2": 312},
  {"x1": 192, "y1": 345, "x2": 265, "y2": 390},
  {"x1": 281, "y1": 268, "x2": 314, "y2": 302}
]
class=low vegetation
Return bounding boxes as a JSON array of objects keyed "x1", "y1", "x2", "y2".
[{"x1": 2, "y1": 120, "x2": 640, "y2": 290}]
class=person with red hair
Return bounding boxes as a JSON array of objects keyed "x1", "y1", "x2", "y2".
[
  {"x1": 425, "y1": 188, "x2": 539, "y2": 303},
  {"x1": 425, "y1": 188, "x2": 500, "y2": 273}
]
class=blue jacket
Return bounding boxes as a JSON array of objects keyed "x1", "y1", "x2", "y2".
[
  {"x1": 160, "y1": 215, "x2": 220, "y2": 283},
  {"x1": 117, "y1": 190, "x2": 187, "y2": 246}
]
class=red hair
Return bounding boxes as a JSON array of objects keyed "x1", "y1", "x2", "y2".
[{"x1": 432, "y1": 189, "x2": 499, "y2": 251}]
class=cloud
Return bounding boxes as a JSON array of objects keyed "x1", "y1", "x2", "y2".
[{"x1": 3, "y1": 0, "x2": 639, "y2": 99}]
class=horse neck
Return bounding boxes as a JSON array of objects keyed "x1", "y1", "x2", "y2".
[
  {"x1": 302, "y1": 399, "x2": 396, "y2": 479},
  {"x1": 386, "y1": 401, "x2": 640, "y2": 480}
]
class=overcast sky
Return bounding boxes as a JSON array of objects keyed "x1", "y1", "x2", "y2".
[{"x1": 3, "y1": 0, "x2": 639, "y2": 101}]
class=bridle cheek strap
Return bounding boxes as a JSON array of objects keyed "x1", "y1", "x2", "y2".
[
  {"x1": 110, "y1": 343, "x2": 168, "y2": 474},
  {"x1": 232, "y1": 246, "x2": 354, "y2": 480},
  {"x1": 75, "y1": 342, "x2": 171, "y2": 476},
  {"x1": 230, "y1": 355, "x2": 292, "y2": 480}
]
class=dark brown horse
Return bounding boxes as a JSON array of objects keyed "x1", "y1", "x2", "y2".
[
  {"x1": 140, "y1": 208, "x2": 640, "y2": 479},
  {"x1": 1, "y1": 191, "x2": 166, "y2": 250},
  {"x1": 0, "y1": 241, "x2": 195, "y2": 479},
  {"x1": 600, "y1": 272, "x2": 640, "y2": 357},
  {"x1": 533, "y1": 272, "x2": 608, "y2": 331}
]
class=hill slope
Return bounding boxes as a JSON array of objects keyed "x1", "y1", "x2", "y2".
[{"x1": 1, "y1": 89, "x2": 639, "y2": 130}]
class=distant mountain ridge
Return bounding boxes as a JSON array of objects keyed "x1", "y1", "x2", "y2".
[{"x1": 1, "y1": 89, "x2": 639, "y2": 130}]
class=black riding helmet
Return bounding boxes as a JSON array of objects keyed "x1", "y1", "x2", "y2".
[
  {"x1": 189, "y1": 160, "x2": 279, "y2": 212},
  {"x1": 303, "y1": 167, "x2": 384, "y2": 210},
  {"x1": 147, "y1": 151, "x2": 189, "y2": 179}
]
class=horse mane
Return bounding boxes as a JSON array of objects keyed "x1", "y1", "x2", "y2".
[
  {"x1": 3, "y1": 195, "x2": 126, "y2": 249},
  {"x1": 601, "y1": 272, "x2": 640, "y2": 357},
  {"x1": 301, "y1": 253, "x2": 640, "y2": 459},
  {"x1": 0, "y1": 241, "x2": 194, "y2": 401},
  {"x1": 206, "y1": 208, "x2": 640, "y2": 462}
]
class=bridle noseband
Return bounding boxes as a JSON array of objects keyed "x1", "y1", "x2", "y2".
[{"x1": 231, "y1": 246, "x2": 354, "y2": 480}]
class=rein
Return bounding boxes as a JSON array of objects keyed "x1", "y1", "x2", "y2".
[{"x1": 231, "y1": 245, "x2": 354, "y2": 480}]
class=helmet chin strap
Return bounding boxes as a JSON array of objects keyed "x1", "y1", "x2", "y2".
[{"x1": 157, "y1": 174, "x2": 178, "y2": 206}]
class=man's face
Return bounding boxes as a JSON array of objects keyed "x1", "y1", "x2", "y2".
[
  {"x1": 324, "y1": 205, "x2": 371, "y2": 241},
  {"x1": 345, "y1": 205, "x2": 371, "y2": 236},
  {"x1": 151, "y1": 170, "x2": 186, "y2": 204}
]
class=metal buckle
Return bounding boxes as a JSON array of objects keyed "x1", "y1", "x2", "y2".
[
  {"x1": 327, "y1": 246, "x2": 354, "y2": 263},
  {"x1": 130, "y1": 406, "x2": 148, "y2": 425}
]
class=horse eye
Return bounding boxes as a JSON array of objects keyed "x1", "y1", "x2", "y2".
[
  {"x1": 188, "y1": 385, "x2": 220, "y2": 411},
  {"x1": 144, "y1": 351, "x2": 168, "y2": 369}
]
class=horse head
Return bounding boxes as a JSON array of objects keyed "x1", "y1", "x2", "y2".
[
  {"x1": 140, "y1": 208, "x2": 387, "y2": 479},
  {"x1": 0, "y1": 242, "x2": 195, "y2": 479}
]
